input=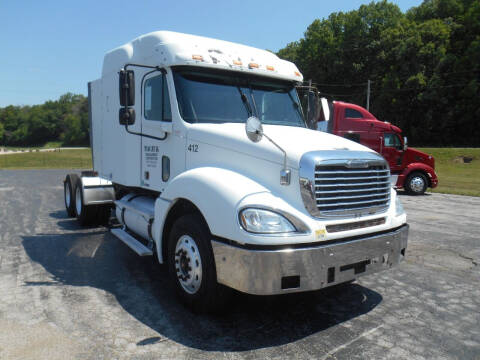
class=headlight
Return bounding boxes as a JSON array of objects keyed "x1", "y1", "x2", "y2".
[
  {"x1": 239, "y1": 208, "x2": 296, "y2": 234},
  {"x1": 395, "y1": 196, "x2": 405, "y2": 216}
]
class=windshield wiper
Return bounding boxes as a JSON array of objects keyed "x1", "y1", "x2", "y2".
[
  {"x1": 236, "y1": 86, "x2": 253, "y2": 117},
  {"x1": 247, "y1": 84, "x2": 259, "y2": 118}
]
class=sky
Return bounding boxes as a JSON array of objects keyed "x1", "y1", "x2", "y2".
[{"x1": 0, "y1": 0, "x2": 422, "y2": 107}]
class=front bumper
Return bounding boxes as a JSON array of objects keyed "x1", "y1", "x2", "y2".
[{"x1": 212, "y1": 224, "x2": 408, "y2": 295}]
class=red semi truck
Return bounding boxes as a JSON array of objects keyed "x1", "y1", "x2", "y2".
[{"x1": 300, "y1": 88, "x2": 438, "y2": 195}]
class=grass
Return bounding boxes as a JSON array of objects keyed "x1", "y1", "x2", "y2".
[
  {"x1": 0, "y1": 148, "x2": 92, "y2": 169},
  {"x1": 418, "y1": 148, "x2": 480, "y2": 197}
]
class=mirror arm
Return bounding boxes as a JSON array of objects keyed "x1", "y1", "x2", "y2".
[
  {"x1": 263, "y1": 133, "x2": 290, "y2": 185},
  {"x1": 245, "y1": 116, "x2": 290, "y2": 185},
  {"x1": 126, "y1": 126, "x2": 168, "y2": 141},
  {"x1": 121, "y1": 63, "x2": 169, "y2": 141},
  {"x1": 263, "y1": 133, "x2": 286, "y2": 170}
]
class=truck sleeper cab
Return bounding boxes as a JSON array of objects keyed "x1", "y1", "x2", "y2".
[{"x1": 63, "y1": 31, "x2": 408, "y2": 312}]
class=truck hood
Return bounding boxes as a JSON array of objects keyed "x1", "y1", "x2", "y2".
[
  {"x1": 187, "y1": 123, "x2": 374, "y2": 169},
  {"x1": 405, "y1": 147, "x2": 435, "y2": 169}
]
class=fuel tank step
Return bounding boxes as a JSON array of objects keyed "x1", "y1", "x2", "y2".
[{"x1": 111, "y1": 228, "x2": 153, "y2": 256}]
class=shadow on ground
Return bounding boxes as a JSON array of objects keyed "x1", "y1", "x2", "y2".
[
  {"x1": 397, "y1": 190, "x2": 431, "y2": 197},
  {"x1": 22, "y1": 219, "x2": 382, "y2": 351},
  {"x1": 48, "y1": 210, "x2": 109, "y2": 231}
]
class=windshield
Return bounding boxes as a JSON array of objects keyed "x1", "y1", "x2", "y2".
[{"x1": 172, "y1": 67, "x2": 306, "y2": 127}]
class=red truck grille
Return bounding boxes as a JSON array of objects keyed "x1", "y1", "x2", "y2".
[{"x1": 314, "y1": 164, "x2": 391, "y2": 215}]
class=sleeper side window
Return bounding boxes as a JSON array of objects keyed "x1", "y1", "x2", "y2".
[
  {"x1": 144, "y1": 74, "x2": 171, "y2": 122},
  {"x1": 345, "y1": 108, "x2": 363, "y2": 119}
]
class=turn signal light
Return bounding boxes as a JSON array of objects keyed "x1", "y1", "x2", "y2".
[
  {"x1": 294, "y1": 71, "x2": 301, "y2": 77},
  {"x1": 233, "y1": 60, "x2": 242, "y2": 66},
  {"x1": 266, "y1": 65, "x2": 275, "y2": 71},
  {"x1": 248, "y1": 62, "x2": 259, "y2": 69},
  {"x1": 192, "y1": 55, "x2": 204, "y2": 61}
]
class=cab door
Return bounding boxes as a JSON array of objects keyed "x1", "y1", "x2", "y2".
[
  {"x1": 140, "y1": 71, "x2": 174, "y2": 191},
  {"x1": 382, "y1": 133, "x2": 404, "y2": 173}
]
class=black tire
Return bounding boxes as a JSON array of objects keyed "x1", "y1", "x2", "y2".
[
  {"x1": 167, "y1": 213, "x2": 226, "y2": 312},
  {"x1": 64, "y1": 174, "x2": 79, "y2": 217},
  {"x1": 74, "y1": 177, "x2": 97, "y2": 226},
  {"x1": 405, "y1": 171, "x2": 428, "y2": 195}
]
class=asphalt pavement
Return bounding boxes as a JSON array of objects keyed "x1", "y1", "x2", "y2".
[{"x1": 0, "y1": 169, "x2": 479, "y2": 359}]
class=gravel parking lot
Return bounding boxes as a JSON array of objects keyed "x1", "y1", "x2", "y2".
[{"x1": 0, "y1": 169, "x2": 479, "y2": 360}]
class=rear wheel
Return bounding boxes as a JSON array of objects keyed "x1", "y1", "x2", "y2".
[
  {"x1": 74, "y1": 177, "x2": 98, "y2": 226},
  {"x1": 64, "y1": 174, "x2": 79, "y2": 217},
  {"x1": 167, "y1": 213, "x2": 226, "y2": 312},
  {"x1": 405, "y1": 172, "x2": 428, "y2": 195}
]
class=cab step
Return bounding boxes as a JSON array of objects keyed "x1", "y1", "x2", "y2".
[{"x1": 111, "y1": 228, "x2": 153, "y2": 256}]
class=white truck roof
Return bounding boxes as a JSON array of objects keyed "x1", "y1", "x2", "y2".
[{"x1": 102, "y1": 31, "x2": 303, "y2": 82}]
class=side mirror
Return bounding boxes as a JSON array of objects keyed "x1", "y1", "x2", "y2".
[
  {"x1": 245, "y1": 116, "x2": 263, "y2": 143},
  {"x1": 119, "y1": 108, "x2": 135, "y2": 125},
  {"x1": 119, "y1": 70, "x2": 135, "y2": 106},
  {"x1": 403, "y1": 136, "x2": 408, "y2": 151}
]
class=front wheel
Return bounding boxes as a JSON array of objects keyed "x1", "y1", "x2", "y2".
[
  {"x1": 167, "y1": 213, "x2": 226, "y2": 312},
  {"x1": 405, "y1": 172, "x2": 428, "y2": 195}
]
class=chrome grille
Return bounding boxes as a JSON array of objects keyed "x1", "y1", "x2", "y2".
[
  {"x1": 326, "y1": 217, "x2": 386, "y2": 233},
  {"x1": 314, "y1": 164, "x2": 390, "y2": 215}
]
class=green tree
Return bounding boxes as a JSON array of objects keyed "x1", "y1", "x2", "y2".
[
  {"x1": 0, "y1": 93, "x2": 90, "y2": 147},
  {"x1": 63, "y1": 114, "x2": 87, "y2": 145},
  {"x1": 277, "y1": 0, "x2": 480, "y2": 146},
  {"x1": 0, "y1": 122, "x2": 4, "y2": 144}
]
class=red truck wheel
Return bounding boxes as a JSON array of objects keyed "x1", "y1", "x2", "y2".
[{"x1": 405, "y1": 172, "x2": 428, "y2": 195}]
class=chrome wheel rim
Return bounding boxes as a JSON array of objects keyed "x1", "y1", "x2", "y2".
[
  {"x1": 410, "y1": 176, "x2": 425, "y2": 193},
  {"x1": 174, "y1": 235, "x2": 202, "y2": 294},
  {"x1": 75, "y1": 186, "x2": 82, "y2": 215},
  {"x1": 65, "y1": 182, "x2": 71, "y2": 207}
]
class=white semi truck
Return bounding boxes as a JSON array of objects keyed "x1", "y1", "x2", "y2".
[{"x1": 63, "y1": 31, "x2": 408, "y2": 311}]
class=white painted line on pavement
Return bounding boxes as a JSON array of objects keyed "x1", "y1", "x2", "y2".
[{"x1": 320, "y1": 324, "x2": 384, "y2": 360}]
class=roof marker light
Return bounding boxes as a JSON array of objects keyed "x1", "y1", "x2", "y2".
[
  {"x1": 248, "y1": 62, "x2": 259, "y2": 69},
  {"x1": 266, "y1": 65, "x2": 275, "y2": 71},
  {"x1": 192, "y1": 55, "x2": 204, "y2": 61},
  {"x1": 233, "y1": 60, "x2": 242, "y2": 66}
]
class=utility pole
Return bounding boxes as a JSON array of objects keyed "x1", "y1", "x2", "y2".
[
  {"x1": 366, "y1": 79, "x2": 371, "y2": 111},
  {"x1": 307, "y1": 79, "x2": 312, "y2": 117}
]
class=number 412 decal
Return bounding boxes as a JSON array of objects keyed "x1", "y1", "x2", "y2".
[{"x1": 188, "y1": 144, "x2": 199, "y2": 152}]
